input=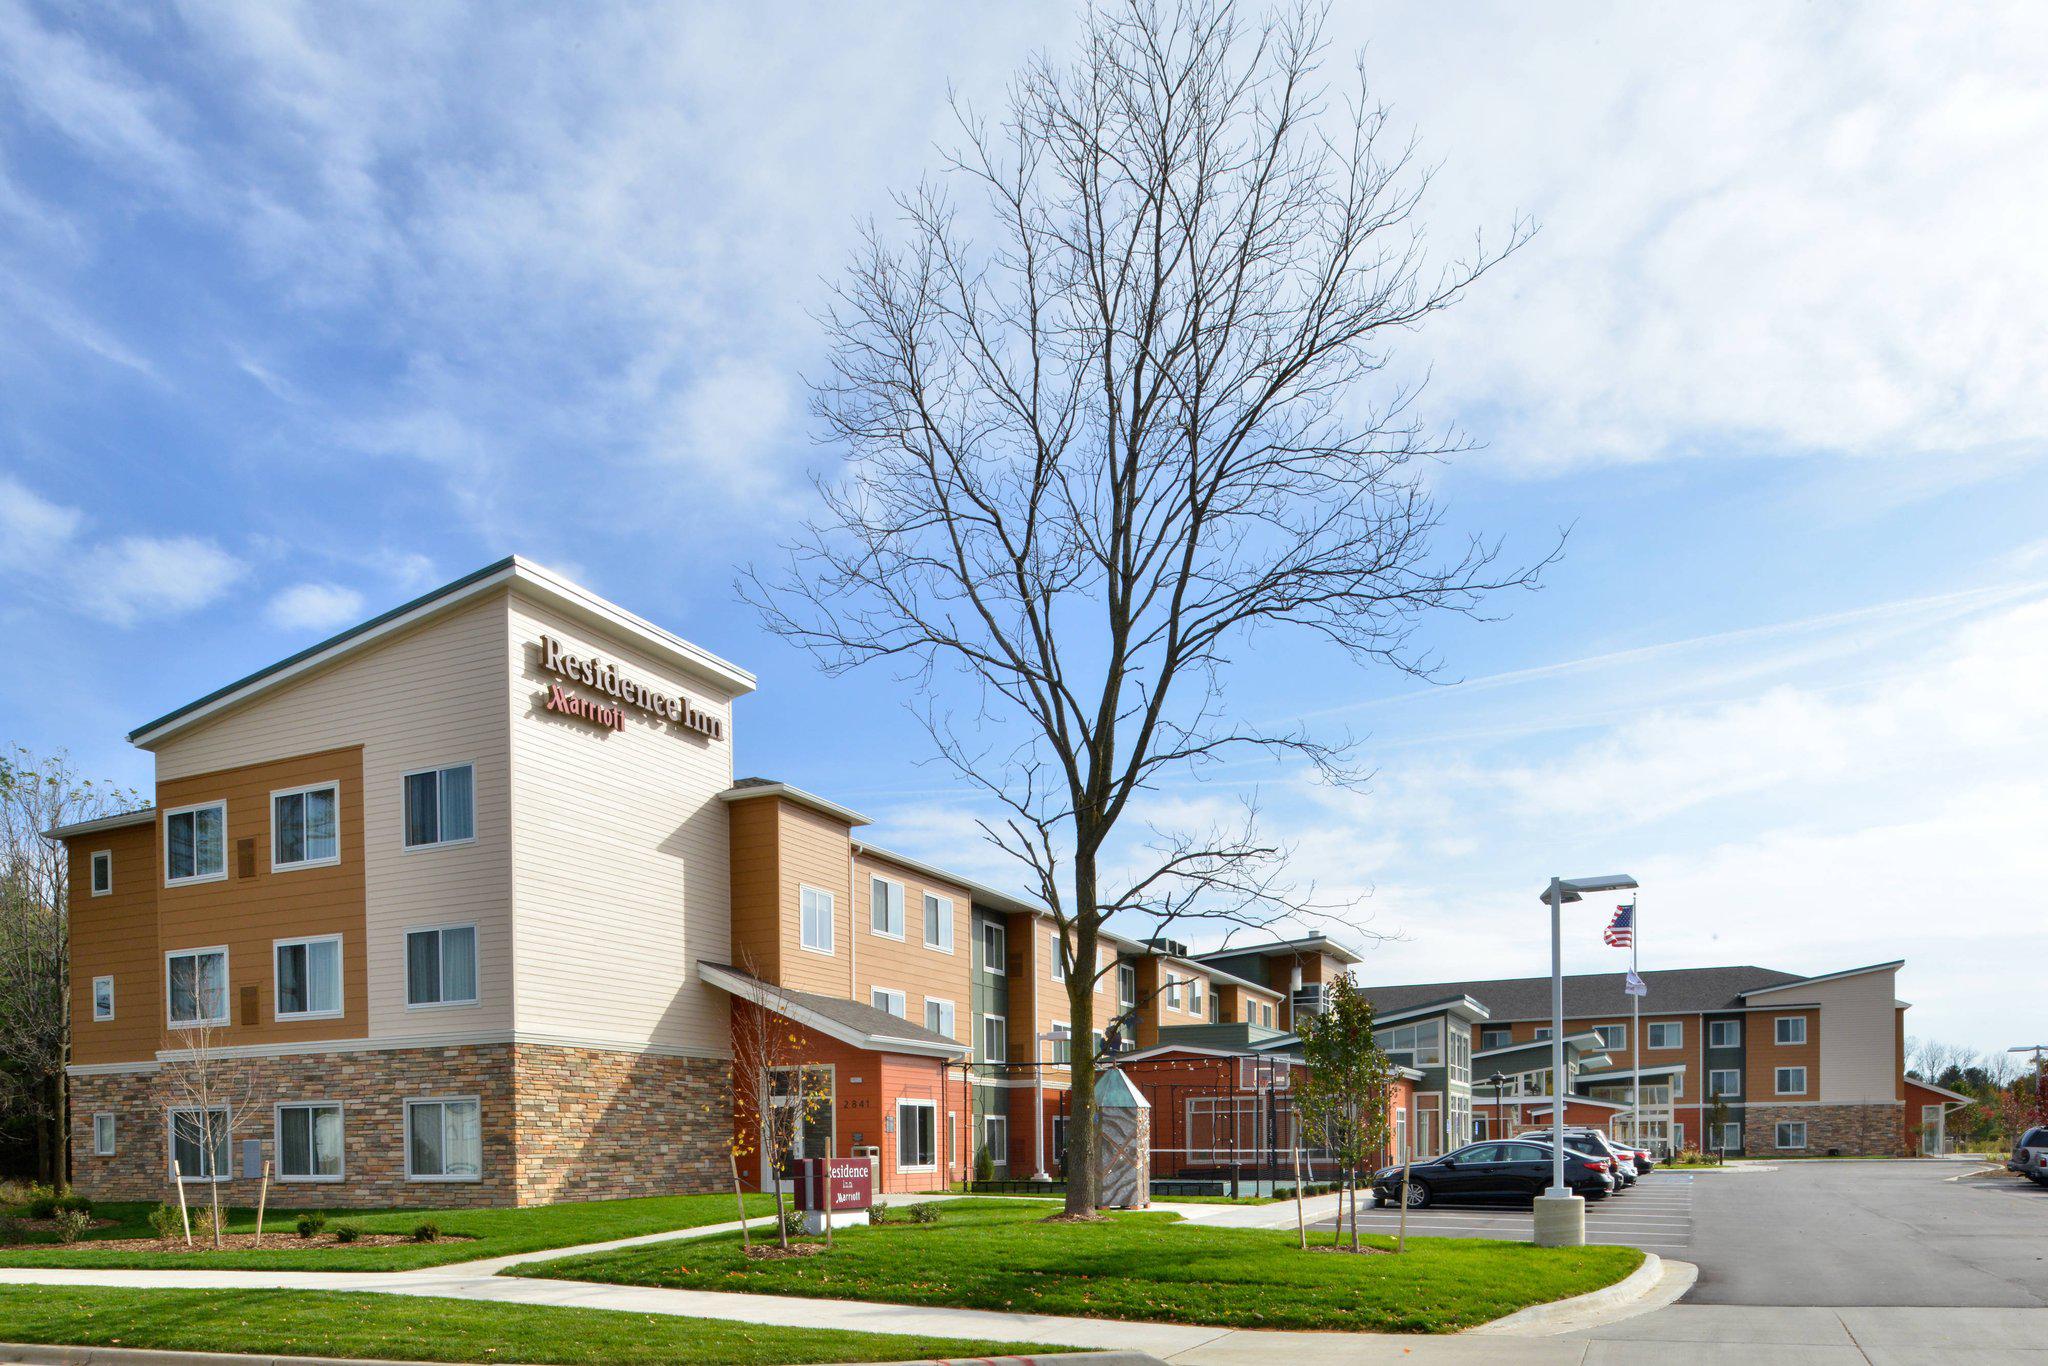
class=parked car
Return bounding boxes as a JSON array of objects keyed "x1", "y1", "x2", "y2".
[
  {"x1": 1631, "y1": 1146, "x2": 1655, "y2": 1173},
  {"x1": 2010, "y1": 1127, "x2": 2048, "y2": 1183},
  {"x1": 1523, "y1": 1127, "x2": 1638, "y2": 1187},
  {"x1": 1372, "y1": 1139, "x2": 1615, "y2": 1208}
]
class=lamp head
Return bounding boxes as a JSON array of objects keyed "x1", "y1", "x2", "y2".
[{"x1": 1541, "y1": 874, "x2": 1639, "y2": 903}]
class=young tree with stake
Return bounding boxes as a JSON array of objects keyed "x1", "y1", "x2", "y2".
[
  {"x1": 746, "y1": 0, "x2": 1547, "y2": 1218},
  {"x1": 1292, "y1": 975, "x2": 1394, "y2": 1252}
]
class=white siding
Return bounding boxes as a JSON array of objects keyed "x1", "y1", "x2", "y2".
[
  {"x1": 1746, "y1": 966, "x2": 1901, "y2": 1103},
  {"x1": 152, "y1": 596, "x2": 515, "y2": 1041},
  {"x1": 505, "y1": 593, "x2": 737, "y2": 1058}
]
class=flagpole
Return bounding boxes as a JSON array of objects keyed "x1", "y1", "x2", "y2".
[{"x1": 1630, "y1": 898, "x2": 1641, "y2": 1154}]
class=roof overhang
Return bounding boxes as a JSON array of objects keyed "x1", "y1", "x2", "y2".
[
  {"x1": 129, "y1": 556, "x2": 757, "y2": 749},
  {"x1": 1371, "y1": 994, "x2": 1492, "y2": 1027},
  {"x1": 1903, "y1": 1075, "x2": 1975, "y2": 1105},
  {"x1": 698, "y1": 963, "x2": 967, "y2": 1059},
  {"x1": 1740, "y1": 960, "x2": 1906, "y2": 998},
  {"x1": 45, "y1": 807, "x2": 157, "y2": 841},
  {"x1": 1192, "y1": 934, "x2": 1363, "y2": 966},
  {"x1": 722, "y1": 782, "x2": 871, "y2": 828}
]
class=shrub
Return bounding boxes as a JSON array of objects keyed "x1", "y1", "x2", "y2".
[
  {"x1": 410, "y1": 1221, "x2": 442, "y2": 1243},
  {"x1": 777, "y1": 1208, "x2": 806, "y2": 1241},
  {"x1": 908, "y1": 1201, "x2": 940, "y2": 1224},
  {"x1": 51, "y1": 1209, "x2": 93, "y2": 1244},
  {"x1": 295, "y1": 1212, "x2": 328, "y2": 1239},
  {"x1": 973, "y1": 1144, "x2": 995, "y2": 1183},
  {"x1": 867, "y1": 1202, "x2": 893, "y2": 1226},
  {"x1": 22, "y1": 1185, "x2": 59, "y2": 1219},
  {"x1": 333, "y1": 1224, "x2": 362, "y2": 1244},
  {"x1": 0, "y1": 1215, "x2": 24, "y2": 1245},
  {"x1": 146, "y1": 1204, "x2": 184, "y2": 1241},
  {"x1": 188, "y1": 1207, "x2": 220, "y2": 1243},
  {"x1": 52, "y1": 1191, "x2": 92, "y2": 1216}
]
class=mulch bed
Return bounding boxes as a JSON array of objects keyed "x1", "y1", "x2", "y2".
[
  {"x1": 75, "y1": 1231, "x2": 472, "y2": 1252},
  {"x1": 2, "y1": 1216, "x2": 120, "y2": 1235},
  {"x1": 1305, "y1": 1243, "x2": 1393, "y2": 1255},
  {"x1": 744, "y1": 1241, "x2": 827, "y2": 1260},
  {"x1": 1038, "y1": 1211, "x2": 1107, "y2": 1224}
]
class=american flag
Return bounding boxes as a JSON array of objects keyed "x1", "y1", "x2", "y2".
[{"x1": 1603, "y1": 903, "x2": 1634, "y2": 948}]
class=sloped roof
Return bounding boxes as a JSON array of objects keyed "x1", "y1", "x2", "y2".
[
  {"x1": 698, "y1": 963, "x2": 967, "y2": 1057},
  {"x1": 1358, "y1": 965, "x2": 1807, "y2": 1021}
]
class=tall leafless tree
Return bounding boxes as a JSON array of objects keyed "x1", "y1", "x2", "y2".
[
  {"x1": 746, "y1": 0, "x2": 1549, "y2": 1215},
  {"x1": 0, "y1": 747, "x2": 142, "y2": 1186}
]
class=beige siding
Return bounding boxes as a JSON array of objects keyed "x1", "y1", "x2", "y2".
[
  {"x1": 773, "y1": 801, "x2": 857, "y2": 998},
  {"x1": 853, "y1": 851, "x2": 974, "y2": 1041},
  {"x1": 152, "y1": 595, "x2": 515, "y2": 1042},
  {"x1": 1747, "y1": 966, "x2": 1900, "y2": 1103},
  {"x1": 505, "y1": 593, "x2": 738, "y2": 1058}
]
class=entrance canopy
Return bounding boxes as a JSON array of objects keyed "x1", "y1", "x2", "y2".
[{"x1": 699, "y1": 962, "x2": 968, "y2": 1057}]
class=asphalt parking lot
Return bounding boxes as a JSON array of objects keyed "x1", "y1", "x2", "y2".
[{"x1": 1312, "y1": 1159, "x2": 2048, "y2": 1308}]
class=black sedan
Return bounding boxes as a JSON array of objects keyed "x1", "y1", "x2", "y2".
[{"x1": 1371, "y1": 1139, "x2": 1616, "y2": 1208}]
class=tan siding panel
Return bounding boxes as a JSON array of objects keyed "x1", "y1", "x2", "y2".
[{"x1": 67, "y1": 824, "x2": 160, "y2": 1065}]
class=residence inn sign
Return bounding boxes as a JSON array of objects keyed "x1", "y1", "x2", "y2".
[{"x1": 537, "y1": 633, "x2": 725, "y2": 740}]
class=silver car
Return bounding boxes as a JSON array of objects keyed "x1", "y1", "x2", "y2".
[{"x1": 2011, "y1": 1126, "x2": 2048, "y2": 1185}]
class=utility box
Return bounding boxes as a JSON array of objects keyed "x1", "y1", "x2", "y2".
[{"x1": 1094, "y1": 1067, "x2": 1151, "y2": 1209}]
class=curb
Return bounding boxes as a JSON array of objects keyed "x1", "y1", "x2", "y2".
[
  {"x1": 1466, "y1": 1252, "x2": 1698, "y2": 1337},
  {"x1": 0, "y1": 1349, "x2": 1164, "y2": 1366}
]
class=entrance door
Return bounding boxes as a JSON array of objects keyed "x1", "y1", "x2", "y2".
[{"x1": 763, "y1": 1065, "x2": 835, "y2": 1189}]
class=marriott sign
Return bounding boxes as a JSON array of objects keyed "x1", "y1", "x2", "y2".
[{"x1": 536, "y1": 634, "x2": 725, "y2": 741}]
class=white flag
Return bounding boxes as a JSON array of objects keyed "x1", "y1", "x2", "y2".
[{"x1": 1624, "y1": 970, "x2": 1647, "y2": 998}]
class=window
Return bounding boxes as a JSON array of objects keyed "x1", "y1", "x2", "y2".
[
  {"x1": 871, "y1": 987, "x2": 906, "y2": 1018},
  {"x1": 1709, "y1": 1069, "x2": 1741, "y2": 1097},
  {"x1": 923, "y1": 893, "x2": 953, "y2": 951},
  {"x1": 165, "y1": 947, "x2": 229, "y2": 1027},
  {"x1": 1775, "y1": 1121, "x2": 1807, "y2": 1150},
  {"x1": 1050, "y1": 929, "x2": 1065, "y2": 981},
  {"x1": 896, "y1": 1100, "x2": 936, "y2": 1170},
  {"x1": 983, "y1": 1113, "x2": 1008, "y2": 1166},
  {"x1": 925, "y1": 998, "x2": 956, "y2": 1039},
  {"x1": 92, "y1": 1113, "x2": 115, "y2": 1156},
  {"x1": 1709, "y1": 1019, "x2": 1740, "y2": 1049},
  {"x1": 402, "y1": 764, "x2": 475, "y2": 849},
  {"x1": 1646, "y1": 1020, "x2": 1682, "y2": 1050},
  {"x1": 271, "y1": 782, "x2": 339, "y2": 870},
  {"x1": 1048, "y1": 1023, "x2": 1071, "y2": 1065},
  {"x1": 1533, "y1": 1026, "x2": 1553, "y2": 1041},
  {"x1": 981, "y1": 1013, "x2": 1007, "y2": 1063},
  {"x1": 406, "y1": 1097, "x2": 482, "y2": 1180},
  {"x1": 168, "y1": 1105, "x2": 229, "y2": 1181},
  {"x1": 92, "y1": 975, "x2": 114, "y2": 1022},
  {"x1": 1479, "y1": 1026, "x2": 1511, "y2": 1051},
  {"x1": 1165, "y1": 974, "x2": 1181, "y2": 1009},
  {"x1": 869, "y1": 876, "x2": 904, "y2": 939},
  {"x1": 90, "y1": 850, "x2": 112, "y2": 896},
  {"x1": 274, "y1": 936, "x2": 343, "y2": 1019},
  {"x1": 800, "y1": 886, "x2": 834, "y2": 953},
  {"x1": 1473, "y1": 1114, "x2": 1490, "y2": 1140},
  {"x1": 1775, "y1": 1016, "x2": 1807, "y2": 1046},
  {"x1": 405, "y1": 926, "x2": 477, "y2": 1007},
  {"x1": 1262, "y1": 1002, "x2": 1273, "y2": 1027},
  {"x1": 982, "y1": 921, "x2": 1006, "y2": 975},
  {"x1": 1592, "y1": 1025, "x2": 1627, "y2": 1052},
  {"x1": 1372, "y1": 1019, "x2": 1444, "y2": 1066},
  {"x1": 1775, "y1": 1066, "x2": 1807, "y2": 1095},
  {"x1": 1118, "y1": 963, "x2": 1136, "y2": 1008},
  {"x1": 1052, "y1": 1114, "x2": 1069, "y2": 1169},
  {"x1": 276, "y1": 1103, "x2": 344, "y2": 1181},
  {"x1": 1188, "y1": 978, "x2": 1204, "y2": 1016},
  {"x1": 164, "y1": 801, "x2": 227, "y2": 885},
  {"x1": 1714, "y1": 1122, "x2": 1742, "y2": 1152}
]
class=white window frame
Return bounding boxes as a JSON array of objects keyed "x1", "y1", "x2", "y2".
[
  {"x1": 1118, "y1": 962, "x2": 1137, "y2": 1009},
  {"x1": 925, "y1": 997, "x2": 956, "y2": 1039},
  {"x1": 164, "y1": 946, "x2": 231, "y2": 1028},
  {"x1": 400, "y1": 763, "x2": 476, "y2": 851},
  {"x1": 895, "y1": 1098, "x2": 938, "y2": 1172},
  {"x1": 983, "y1": 1113, "x2": 1009, "y2": 1167},
  {"x1": 1647, "y1": 1020, "x2": 1682, "y2": 1050},
  {"x1": 404, "y1": 924, "x2": 478, "y2": 1009},
  {"x1": 1775, "y1": 1120, "x2": 1807, "y2": 1149},
  {"x1": 1709, "y1": 1019, "x2": 1740, "y2": 1049},
  {"x1": 92, "y1": 1112, "x2": 115, "y2": 1156},
  {"x1": 870, "y1": 986, "x2": 907, "y2": 1018},
  {"x1": 1189, "y1": 978, "x2": 1204, "y2": 1016},
  {"x1": 1709, "y1": 1068, "x2": 1741, "y2": 1098},
  {"x1": 163, "y1": 800, "x2": 228, "y2": 887},
  {"x1": 982, "y1": 921, "x2": 1005, "y2": 975},
  {"x1": 404, "y1": 1095, "x2": 482, "y2": 1182},
  {"x1": 923, "y1": 893, "x2": 953, "y2": 952},
  {"x1": 273, "y1": 934, "x2": 345, "y2": 1021},
  {"x1": 1592, "y1": 1024, "x2": 1627, "y2": 1052},
  {"x1": 1775, "y1": 1015, "x2": 1807, "y2": 1046},
  {"x1": 90, "y1": 849, "x2": 112, "y2": 896},
  {"x1": 270, "y1": 781, "x2": 341, "y2": 872},
  {"x1": 869, "y1": 876, "x2": 905, "y2": 940},
  {"x1": 1479, "y1": 1027, "x2": 1512, "y2": 1051},
  {"x1": 167, "y1": 1104, "x2": 230, "y2": 1182},
  {"x1": 274, "y1": 1101, "x2": 346, "y2": 1183},
  {"x1": 92, "y1": 974, "x2": 115, "y2": 1022},
  {"x1": 981, "y1": 1012, "x2": 1007, "y2": 1063},
  {"x1": 1533, "y1": 1026, "x2": 1553, "y2": 1041},
  {"x1": 1050, "y1": 929, "x2": 1065, "y2": 981},
  {"x1": 799, "y1": 885, "x2": 835, "y2": 955},
  {"x1": 1775, "y1": 1066, "x2": 1807, "y2": 1095},
  {"x1": 1714, "y1": 1121, "x2": 1741, "y2": 1152},
  {"x1": 1165, "y1": 974, "x2": 1182, "y2": 1010}
]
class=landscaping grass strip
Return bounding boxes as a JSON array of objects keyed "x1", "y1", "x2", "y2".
[
  {"x1": 523, "y1": 1197, "x2": 1644, "y2": 1334},
  {"x1": 0, "y1": 1191, "x2": 777, "y2": 1271}
]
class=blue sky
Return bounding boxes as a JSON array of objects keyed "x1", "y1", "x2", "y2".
[{"x1": 2, "y1": 2, "x2": 2044, "y2": 1059}]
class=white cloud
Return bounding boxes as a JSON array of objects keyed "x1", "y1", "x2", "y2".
[
  {"x1": 70, "y1": 535, "x2": 247, "y2": 627},
  {"x1": 0, "y1": 474, "x2": 83, "y2": 570},
  {"x1": 265, "y1": 581, "x2": 365, "y2": 633}
]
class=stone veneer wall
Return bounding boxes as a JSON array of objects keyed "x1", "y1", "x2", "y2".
[
  {"x1": 1744, "y1": 1102, "x2": 1906, "y2": 1157},
  {"x1": 69, "y1": 1041, "x2": 731, "y2": 1208}
]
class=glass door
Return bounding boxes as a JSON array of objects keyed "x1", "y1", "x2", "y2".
[{"x1": 763, "y1": 1065, "x2": 835, "y2": 1189}]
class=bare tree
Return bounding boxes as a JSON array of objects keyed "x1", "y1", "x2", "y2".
[
  {"x1": 728, "y1": 973, "x2": 830, "y2": 1251},
  {"x1": 161, "y1": 1022, "x2": 269, "y2": 1249},
  {"x1": 746, "y1": 0, "x2": 1545, "y2": 1214},
  {"x1": 0, "y1": 747, "x2": 142, "y2": 1187}
]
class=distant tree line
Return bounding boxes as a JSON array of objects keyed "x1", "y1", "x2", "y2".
[{"x1": 1906, "y1": 1037, "x2": 2048, "y2": 1152}]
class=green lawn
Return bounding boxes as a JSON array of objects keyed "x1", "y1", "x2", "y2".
[
  {"x1": 0, "y1": 1191, "x2": 777, "y2": 1271},
  {"x1": 523, "y1": 1198, "x2": 1643, "y2": 1334},
  {"x1": 0, "y1": 1286, "x2": 1064, "y2": 1364}
]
